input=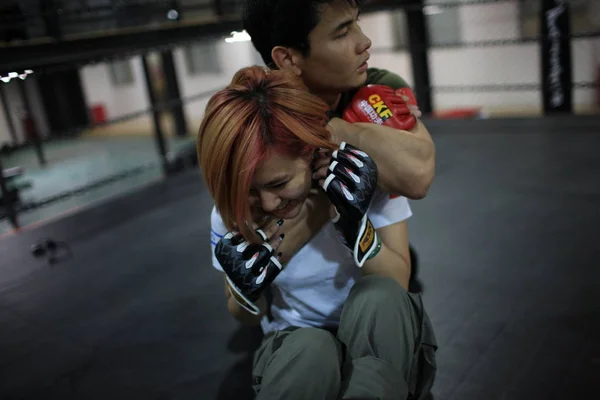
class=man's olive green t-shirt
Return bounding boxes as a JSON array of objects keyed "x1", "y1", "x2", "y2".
[{"x1": 331, "y1": 68, "x2": 410, "y2": 118}]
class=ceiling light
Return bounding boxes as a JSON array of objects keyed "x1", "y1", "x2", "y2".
[
  {"x1": 167, "y1": 10, "x2": 179, "y2": 20},
  {"x1": 225, "y1": 30, "x2": 251, "y2": 44},
  {"x1": 423, "y1": 5, "x2": 444, "y2": 15},
  {"x1": 0, "y1": 69, "x2": 35, "y2": 83}
]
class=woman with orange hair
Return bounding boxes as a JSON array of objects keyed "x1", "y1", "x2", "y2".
[{"x1": 197, "y1": 65, "x2": 436, "y2": 400}]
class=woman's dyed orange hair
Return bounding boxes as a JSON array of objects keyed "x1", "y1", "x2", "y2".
[{"x1": 197, "y1": 66, "x2": 336, "y2": 241}]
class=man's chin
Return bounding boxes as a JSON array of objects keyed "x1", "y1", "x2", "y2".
[
  {"x1": 343, "y1": 73, "x2": 368, "y2": 92},
  {"x1": 355, "y1": 70, "x2": 368, "y2": 84}
]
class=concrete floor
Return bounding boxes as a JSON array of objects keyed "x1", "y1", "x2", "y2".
[{"x1": 0, "y1": 116, "x2": 599, "y2": 399}]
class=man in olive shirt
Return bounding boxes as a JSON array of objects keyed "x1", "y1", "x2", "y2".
[{"x1": 243, "y1": 0, "x2": 435, "y2": 292}]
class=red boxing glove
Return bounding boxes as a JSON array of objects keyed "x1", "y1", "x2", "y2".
[
  {"x1": 395, "y1": 87, "x2": 417, "y2": 107},
  {"x1": 343, "y1": 85, "x2": 418, "y2": 131}
]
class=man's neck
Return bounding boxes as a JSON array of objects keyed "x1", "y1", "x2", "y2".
[{"x1": 314, "y1": 91, "x2": 342, "y2": 112}]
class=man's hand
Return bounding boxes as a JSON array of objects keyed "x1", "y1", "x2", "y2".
[
  {"x1": 326, "y1": 84, "x2": 434, "y2": 199},
  {"x1": 321, "y1": 142, "x2": 380, "y2": 267},
  {"x1": 215, "y1": 218, "x2": 284, "y2": 315},
  {"x1": 396, "y1": 87, "x2": 422, "y2": 118},
  {"x1": 342, "y1": 85, "x2": 418, "y2": 131}
]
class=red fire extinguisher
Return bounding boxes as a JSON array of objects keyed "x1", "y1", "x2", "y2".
[{"x1": 22, "y1": 113, "x2": 36, "y2": 141}]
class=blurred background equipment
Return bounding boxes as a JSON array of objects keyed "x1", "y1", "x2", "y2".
[
  {"x1": 1, "y1": 0, "x2": 598, "y2": 232},
  {"x1": 0, "y1": 1, "x2": 599, "y2": 399}
]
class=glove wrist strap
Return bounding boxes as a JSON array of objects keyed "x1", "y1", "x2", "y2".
[
  {"x1": 366, "y1": 235, "x2": 382, "y2": 261},
  {"x1": 226, "y1": 275, "x2": 261, "y2": 316}
]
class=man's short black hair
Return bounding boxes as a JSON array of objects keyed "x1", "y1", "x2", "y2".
[{"x1": 243, "y1": 0, "x2": 362, "y2": 69}]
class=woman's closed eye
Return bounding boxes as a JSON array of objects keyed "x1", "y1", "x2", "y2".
[{"x1": 269, "y1": 181, "x2": 288, "y2": 189}]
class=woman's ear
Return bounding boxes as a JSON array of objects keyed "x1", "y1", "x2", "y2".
[{"x1": 312, "y1": 147, "x2": 321, "y2": 161}]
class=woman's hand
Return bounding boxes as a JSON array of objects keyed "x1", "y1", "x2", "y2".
[
  {"x1": 311, "y1": 149, "x2": 338, "y2": 219},
  {"x1": 312, "y1": 148, "x2": 333, "y2": 188},
  {"x1": 215, "y1": 218, "x2": 285, "y2": 316}
]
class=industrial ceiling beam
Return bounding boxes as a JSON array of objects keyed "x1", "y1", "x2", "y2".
[{"x1": 0, "y1": 17, "x2": 242, "y2": 75}]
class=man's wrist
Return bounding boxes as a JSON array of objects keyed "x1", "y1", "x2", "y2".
[{"x1": 328, "y1": 117, "x2": 356, "y2": 146}]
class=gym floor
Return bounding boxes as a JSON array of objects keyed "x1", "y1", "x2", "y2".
[{"x1": 1, "y1": 116, "x2": 599, "y2": 399}]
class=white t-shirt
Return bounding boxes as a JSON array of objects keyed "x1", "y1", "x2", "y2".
[{"x1": 210, "y1": 189, "x2": 413, "y2": 334}]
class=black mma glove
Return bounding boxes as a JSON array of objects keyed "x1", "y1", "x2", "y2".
[
  {"x1": 322, "y1": 142, "x2": 380, "y2": 267},
  {"x1": 215, "y1": 230, "x2": 283, "y2": 315}
]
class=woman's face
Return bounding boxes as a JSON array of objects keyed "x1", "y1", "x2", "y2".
[{"x1": 250, "y1": 150, "x2": 314, "y2": 221}]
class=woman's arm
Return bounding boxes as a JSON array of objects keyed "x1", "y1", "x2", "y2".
[{"x1": 361, "y1": 221, "x2": 412, "y2": 291}]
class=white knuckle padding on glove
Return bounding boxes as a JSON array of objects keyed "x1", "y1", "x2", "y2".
[
  {"x1": 216, "y1": 231, "x2": 282, "y2": 315},
  {"x1": 321, "y1": 142, "x2": 380, "y2": 267}
]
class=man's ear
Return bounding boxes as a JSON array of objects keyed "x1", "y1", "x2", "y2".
[{"x1": 271, "y1": 46, "x2": 303, "y2": 75}]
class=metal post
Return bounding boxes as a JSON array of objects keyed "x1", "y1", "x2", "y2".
[
  {"x1": 141, "y1": 55, "x2": 171, "y2": 175},
  {"x1": 540, "y1": 0, "x2": 573, "y2": 114},
  {"x1": 405, "y1": 0, "x2": 433, "y2": 114},
  {"x1": 214, "y1": 0, "x2": 224, "y2": 17},
  {"x1": 39, "y1": 0, "x2": 62, "y2": 40},
  {"x1": 16, "y1": 79, "x2": 46, "y2": 166},
  {"x1": 161, "y1": 49, "x2": 188, "y2": 137},
  {"x1": 0, "y1": 158, "x2": 19, "y2": 230},
  {"x1": 0, "y1": 84, "x2": 19, "y2": 146}
]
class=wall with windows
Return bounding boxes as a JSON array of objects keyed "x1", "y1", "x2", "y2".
[
  {"x1": 72, "y1": 36, "x2": 259, "y2": 134},
  {"x1": 79, "y1": 56, "x2": 151, "y2": 124},
  {"x1": 430, "y1": 1, "x2": 542, "y2": 114},
  {"x1": 71, "y1": 2, "x2": 600, "y2": 133},
  {"x1": 172, "y1": 37, "x2": 260, "y2": 129},
  {"x1": 5, "y1": 0, "x2": 597, "y2": 148},
  {"x1": 366, "y1": 1, "x2": 599, "y2": 115}
]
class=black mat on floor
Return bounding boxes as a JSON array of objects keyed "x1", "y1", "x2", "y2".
[{"x1": 1, "y1": 116, "x2": 599, "y2": 400}]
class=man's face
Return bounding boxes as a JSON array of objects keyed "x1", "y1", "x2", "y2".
[{"x1": 297, "y1": 0, "x2": 372, "y2": 97}]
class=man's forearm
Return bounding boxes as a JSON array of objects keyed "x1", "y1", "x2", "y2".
[{"x1": 332, "y1": 119, "x2": 435, "y2": 199}]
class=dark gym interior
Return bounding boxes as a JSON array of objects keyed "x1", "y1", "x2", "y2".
[{"x1": 1, "y1": 0, "x2": 599, "y2": 399}]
